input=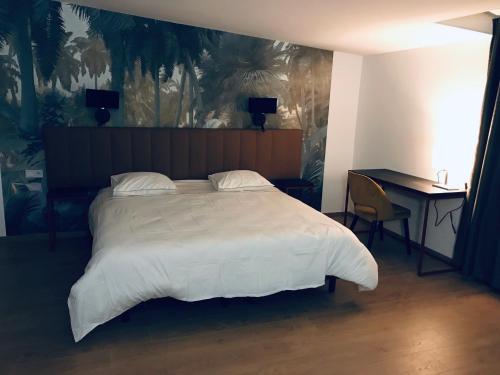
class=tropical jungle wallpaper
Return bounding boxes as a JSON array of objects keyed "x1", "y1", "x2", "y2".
[{"x1": 0, "y1": 0, "x2": 333, "y2": 235}]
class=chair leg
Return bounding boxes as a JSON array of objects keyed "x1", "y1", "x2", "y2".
[
  {"x1": 403, "y1": 218, "x2": 411, "y2": 255},
  {"x1": 349, "y1": 215, "x2": 359, "y2": 230},
  {"x1": 378, "y1": 221, "x2": 384, "y2": 241},
  {"x1": 367, "y1": 221, "x2": 377, "y2": 250}
]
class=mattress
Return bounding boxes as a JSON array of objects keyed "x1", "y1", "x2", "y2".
[{"x1": 69, "y1": 180, "x2": 378, "y2": 341}]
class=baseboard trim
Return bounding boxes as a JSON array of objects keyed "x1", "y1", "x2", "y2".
[{"x1": 383, "y1": 228, "x2": 458, "y2": 267}]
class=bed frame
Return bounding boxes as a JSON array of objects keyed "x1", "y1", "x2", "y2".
[{"x1": 43, "y1": 126, "x2": 336, "y2": 299}]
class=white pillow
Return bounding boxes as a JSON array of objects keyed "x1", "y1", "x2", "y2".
[
  {"x1": 208, "y1": 170, "x2": 273, "y2": 191},
  {"x1": 111, "y1": 172, "x2": 176, "y2": 196}
]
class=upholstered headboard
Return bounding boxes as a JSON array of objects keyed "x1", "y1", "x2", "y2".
[{"x1": 43, "y1": 127, "x2": 302, "y2": 190}]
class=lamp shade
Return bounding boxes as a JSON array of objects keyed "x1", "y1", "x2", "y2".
[
  {"x1": 248, "y1": 97, "x2": 277, "y2": 114},
  {"x1": 86, "y1": 89, "x2": 119, "y2": 109}
]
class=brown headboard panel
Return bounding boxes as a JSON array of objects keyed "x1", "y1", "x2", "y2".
[{"x1": 43, "y1": 127, "x2": 302, "y2": 190}]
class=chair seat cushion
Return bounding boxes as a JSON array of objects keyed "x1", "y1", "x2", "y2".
[{"x1": 354, "y1": 203, "x2": 410, "y2": 222}]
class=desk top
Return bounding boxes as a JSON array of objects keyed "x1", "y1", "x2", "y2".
[{"x1": 350, "y1": 169, "x2": 467, "y2": 198}]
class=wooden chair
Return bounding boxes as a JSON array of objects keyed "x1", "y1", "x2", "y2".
[{"x1": 348, "y1": 171, "x2": 412, "y2": 253}]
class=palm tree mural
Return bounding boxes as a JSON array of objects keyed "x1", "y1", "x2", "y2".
[
  {"x1": 0, "y1": 2, "x2": 333, "y2": 234},
  {"x1": 36, "y1": 31, "x2": 80, "y2": 92},
  {"x1": 172, "y1": 25, "x2": 199, "y2": 127},
  {"x1": 126, "y1": 17, "x2": 177, "y2": 127},
  {"x1": 287, "y1": 45, "x2": 331, "y2": 133},
  {"x1": 123, "y1": 61, "x2": 155, "y2": 126},
  {"x1": 0, "y1": 5, "x2": 10, "y2": 49},
  {"x1": 287, "y1": 45, "x2": 333, "y2": 208},
  {"x1": 73, "y1": 36, "x2": 109, "y2": 90},
  {"x1": 0, "y1": 52, "x2": 19, "y2": 124},
  {"x1": 0, "y1": 0, "x2": 66, "y2": 138},
  {"x1": 72, "y1": 5, "x2": 136, "y2": 126},
  {"x1": 199, "y1": 35, "x2": 287, "y2": 128},
  {"x1": 0, "y1": 53, "x2": 18, "y2": 97},
  {"x1": 170, "y1": 25, "x2": 220, "y2": 127}
]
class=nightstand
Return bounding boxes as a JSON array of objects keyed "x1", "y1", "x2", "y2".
[
  {"x1": 47, "y1": 187, "x2": 100, "y2": 251},
  {"x1": 272, "y1": 178, "x2": 314, "y2": 204}
]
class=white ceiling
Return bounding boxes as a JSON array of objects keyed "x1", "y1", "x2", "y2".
[{"x1": 71, "y1": 0, "x2": 499, "y2": 54}]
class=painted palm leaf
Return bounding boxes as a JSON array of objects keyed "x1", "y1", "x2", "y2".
[
  {"x1": 31, "y1": 0, "x2": 66, "y2": 82},
  {"x1": 73, "y1": 36, "x2": 109, "y2": 89},
  {"x1": 199, "y1": 34, "x2": 288, "y2": 125}
]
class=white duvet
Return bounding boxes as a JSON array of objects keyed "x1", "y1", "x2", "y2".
[{"x1": 68, "y1": 180, "x2": 378, "y2": 342}]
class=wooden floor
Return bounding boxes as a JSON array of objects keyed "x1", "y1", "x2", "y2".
[{"x1": 1, "y1": 222, "x2": 500, "y2": 375}]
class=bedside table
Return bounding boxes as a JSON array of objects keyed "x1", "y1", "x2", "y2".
[
  {"x1": 47, "y1": 187, "x2": 100, "y2": 251},
  {"x1": 272, "y1": 178, "x2": 314, "y2": 204}
]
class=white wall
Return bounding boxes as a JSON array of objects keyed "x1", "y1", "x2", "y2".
[
  {"x1": 353, "y1": 39, "x2": 490, "y2": 257},
  {"x1": 321, "y1": 52, "x2": 363, "y2": 213}
]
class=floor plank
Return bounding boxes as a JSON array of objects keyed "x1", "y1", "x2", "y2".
[{"x1": 0, "y1": 224, "x2": 499, "y2": 375}]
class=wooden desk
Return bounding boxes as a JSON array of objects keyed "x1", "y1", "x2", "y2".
[{"x1": 344, "y1": 169, "x2": 466, "y2": 276}]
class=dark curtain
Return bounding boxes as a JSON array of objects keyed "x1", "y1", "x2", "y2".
[{"x1": 453, "y1": 18, "x2": 500, "y2": 289}]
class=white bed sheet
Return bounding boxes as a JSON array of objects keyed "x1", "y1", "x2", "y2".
[{"x1": 69, "y1": 180, "x2": 378, "y2": 341}]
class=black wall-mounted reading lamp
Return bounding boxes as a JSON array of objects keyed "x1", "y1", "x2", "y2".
[
  {"x1": 248, "y1": 97, "x2": 277, "y2": 131},
  {"x1": 85, "y1": 89, "x2": 119, "y2": 126}
]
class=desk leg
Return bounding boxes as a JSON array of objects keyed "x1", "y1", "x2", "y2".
[
  {"x1": 343, "y1": 182, "x2": 349, "y2": 226},
  {"x1": 417, "y1": 198, "x2": 431, "y2": 276},
  {"x1": 47, "y1": 195, "x2": 56, "y2": 251},
  {"x1": 417, "y1": 197, "x2": 463, "y2": 276}
]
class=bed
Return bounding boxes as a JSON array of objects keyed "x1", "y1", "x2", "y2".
[{"x1": 43, "y1": 127, "x2": 378, "y2": 342}]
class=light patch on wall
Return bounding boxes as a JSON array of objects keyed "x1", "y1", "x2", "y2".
[{"x1": 431, "y1": 84, "x2": 484, "y2": 187}]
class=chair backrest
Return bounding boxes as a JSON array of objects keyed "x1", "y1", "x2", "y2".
[{"x1": 348, "y1": 171, "x2": 394, "y2": 220}]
